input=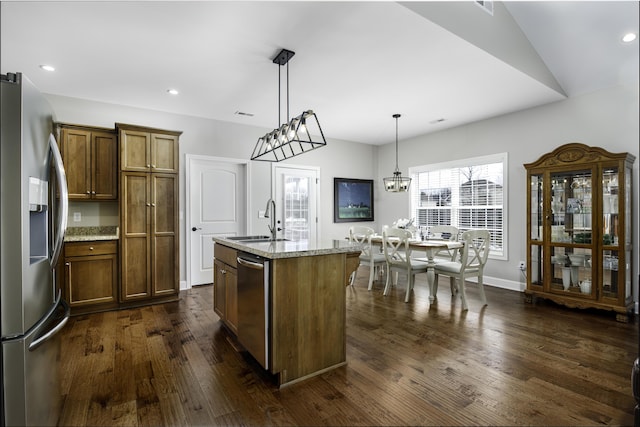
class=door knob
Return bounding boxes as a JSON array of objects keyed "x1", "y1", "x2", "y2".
[{"x1": 192, "y1": 227, "x2": 202, "y2": 232}]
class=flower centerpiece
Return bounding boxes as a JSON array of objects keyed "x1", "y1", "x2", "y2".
[{"x1": 392, "y1": 218, "x2": 417, "y2": 234}]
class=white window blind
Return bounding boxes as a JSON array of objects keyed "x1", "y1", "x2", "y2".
[{"x1": 409, "y1": 153, "x2": 507, "y2": 259}]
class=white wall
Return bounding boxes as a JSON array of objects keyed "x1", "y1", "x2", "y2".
[
  {"x1": 376, "y1": 83, "x2": 640, "y2": 296},
  {"x1": 47, "y1": 94, "x2": 378, "y2": 285}
]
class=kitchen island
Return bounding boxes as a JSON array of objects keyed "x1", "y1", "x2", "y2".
[{"x1": 212, "y1": 236, "x2": 361, "y2": 387}]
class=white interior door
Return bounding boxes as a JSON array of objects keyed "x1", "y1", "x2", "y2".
[
  {"x1": 273, "y1": 165, "x2": 319, "y2": 243},
  {"x1": 187, "y1": 155, "x2": 248, "y2": 287}
]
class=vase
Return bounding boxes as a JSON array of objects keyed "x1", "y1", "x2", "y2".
[
  {"x1": 570, "y1": 265, "x2": 579, "y2": 286},
  {"x1": 562, "y1": 267, "x2": 571, "y2": 290}
]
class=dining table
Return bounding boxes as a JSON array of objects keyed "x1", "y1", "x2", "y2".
[{"x1": 368, "y1": 234, "x2": 463, "y2": 302}]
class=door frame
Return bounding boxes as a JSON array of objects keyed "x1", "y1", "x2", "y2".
[
  {"x1": 185, "y1": 154, "x2": 251, "y2": 289},
  {"x1": 272, "y1": 164, "x2": 321, "y2": 243}
]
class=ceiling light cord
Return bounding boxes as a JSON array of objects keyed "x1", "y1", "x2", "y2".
[
  {"x1": 394, "y1": 113, "x2": 400, "y2": 173},
  {"x1": 383, "y1": 113, "x2": 411, "y2": 192}
]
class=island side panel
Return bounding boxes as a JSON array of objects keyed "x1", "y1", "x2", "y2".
[
  {"x1": 271, "y1": 253, "x2": 347, "y2": 385},
  {"x1": 345, "y1": 252, "x2": 360, "y2": 286}
]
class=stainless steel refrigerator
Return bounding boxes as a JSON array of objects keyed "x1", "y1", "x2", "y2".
[{"x1": 1, "y1": 72, "x2": 70, "y2": 426}]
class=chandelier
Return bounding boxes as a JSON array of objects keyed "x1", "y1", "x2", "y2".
[
  {"x1": 383, "y1": 114, "x2": 411, "y2": 192},
  {"x1": 251, "y1": 49, "x2": 327, "y2": 162}
]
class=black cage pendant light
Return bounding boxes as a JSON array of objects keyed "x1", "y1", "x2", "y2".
[
  {"x1": 383, "y1": 114, "x2": 411, "y2": 192},
  {"x1": 251, "y1": 49, "x2": 327, "y2": 162}
]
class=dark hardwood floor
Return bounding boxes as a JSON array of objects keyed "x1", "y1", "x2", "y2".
[{"x1": 58, "y1": 268, "x2": 637, "y2": 426}]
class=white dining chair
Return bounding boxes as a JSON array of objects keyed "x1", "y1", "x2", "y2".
[
  {"x1": 382, "y1": 227, "x2": 428, "y2": 303},
  {"x1": 348, "y1": 226, "x2": 387, "y2": 290},
  {"x1": 433, "y1": 229, "x2": 491, "y2": 310},
  {"x1": 424, "y1": 225, "x2": 460, "y2": 296}
]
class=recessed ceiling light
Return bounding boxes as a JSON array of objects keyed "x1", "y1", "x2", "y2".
[
  {"x1": 39, "y1": 64, "x2": 55, "y2": 72},
  {"x1": 167, "y1": 89, "x2": 179, "y2": 95},
  {"x1": 622, "y1": 33, "x2": 637, "y2": 43}
]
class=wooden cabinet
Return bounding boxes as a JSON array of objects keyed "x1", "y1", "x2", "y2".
[
  {"x1": 213, "y1": 241, "x2": 357, "y2": 387},
  {"x1": 119, "y1": 124, "x2": 181, "y2": 304},
  {"x1": 213, "y1": 244, "x2": 238, "y2": 334},
  {"x1": 121, "y1": 171, "x2": 179, "y2": 301},
  {"x1": 63, "y1": 241, "x2": 118, "y2": 313},
  {"x1": 118, "y1": 124, "x2": 179, "y2": 173},
  {"x1": 57, "y1": 124, "x2": 117, "y2": 200},
  {"x1": 524, "y1": 143, "x2": 635, "y2": 321}
]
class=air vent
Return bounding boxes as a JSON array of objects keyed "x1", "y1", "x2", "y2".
[
  {"x1": 235, "y1": 111, "x2": 254, "y2": 117},
  {"x1": 475, "y1": 0, "x2": 493, "y2": 16}
]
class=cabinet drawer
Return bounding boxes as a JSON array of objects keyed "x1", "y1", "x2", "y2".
[
  {"x1": 215, "y1": 243, "x2": 237, "y2": 268},
  {"x1": 65, "y1": 240, "x2": 117, "y2": 257}
]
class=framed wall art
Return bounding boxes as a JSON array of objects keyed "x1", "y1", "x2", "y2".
[{"x1": 334, "y1": 178, "x2": 374, "y2": 222}]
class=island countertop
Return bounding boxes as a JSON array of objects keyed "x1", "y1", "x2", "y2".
[{"x1": 212, "y1": 236, "x2": 361, "y2": 259}]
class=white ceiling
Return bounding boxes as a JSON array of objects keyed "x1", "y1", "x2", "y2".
[{"x1": 1, "y1": 1, "x2": 638, "y2": 145}]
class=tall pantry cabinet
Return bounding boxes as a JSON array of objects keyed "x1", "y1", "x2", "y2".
[{"x1": 118, "y1": 124, "x2": 181, "y2": 302}]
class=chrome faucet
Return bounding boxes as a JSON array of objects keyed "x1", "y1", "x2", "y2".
[{"x1": 264, "y1": 198, "x2": 276, "y2": 241}]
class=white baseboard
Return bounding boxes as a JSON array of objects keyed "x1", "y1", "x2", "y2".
[
  {"x1": 464, "y1": 275, "x2": 525, "y2": 292},
  {"x1": 180, "y1": 280, "x2": 187, "y2": 291}
]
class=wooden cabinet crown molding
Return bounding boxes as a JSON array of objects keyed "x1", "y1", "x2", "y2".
[
  {"x1": 115, "y1": 122, "x2": 183, "y2": 137},
  {"x1": 524, "y1": 142, "x2": 636, "y2": 169},
  {"x1": 55, "y1": 122, "x2": 116, "y2": 133}
]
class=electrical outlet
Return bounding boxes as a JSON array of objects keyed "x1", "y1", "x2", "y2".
[
  {"x1": 73, "y1": 212, "x2": 81, "y2": 222},
  {"x1": 518, "y1": 261, "x2": 526, "y2": 271}
]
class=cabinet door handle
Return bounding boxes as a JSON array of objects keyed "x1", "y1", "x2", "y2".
[
  {"x1": 65, "y1": 262, "x2": 71, "y2": 286},
  {"x1": 86, "y1": 190, "x2": 91, "y2": 194},
  {"x1": 151, "y1": 203, "x2": 156, "y2": 207},
  {"x1": 151, "y1": 164, "x2": 156, "y2": 168},
  {"x1": 146, "y1": 164, "x2": 150, "y2": 168},
  {"x1": 89, "y1": 247, "x2": 94, "y2": 251},
  {"x1": 146, "y1": 203, "x2": 151, "y2": 207},
  {"x1": 91, "y1": 191, "x2": 96, "y2": 195}
]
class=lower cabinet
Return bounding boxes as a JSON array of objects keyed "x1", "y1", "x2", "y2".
[
  {"x1": 120, "y1": 172, "x2": 179, "y2": 303},
  {"x1": 214, "y1": 242, "x2": 354, "y2": 387},
  {"x1": 213, "y1": 244, "x2": 238, "y2": 334},
  {"x1": 63, "y1": 241, "x2": 118, "y2": 314}
]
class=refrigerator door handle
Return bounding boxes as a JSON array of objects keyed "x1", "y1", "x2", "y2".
[
  {"x1": 49, "y1": 132, "x2": 68, "y2": 268},
  {"x1": 28, "y1": 289, "x2": 70, "y2": 352}
]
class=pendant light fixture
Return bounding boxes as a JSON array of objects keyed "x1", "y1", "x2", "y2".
[
  {"x1": 251, "y1": 49, "x2": 327, "y2": 162},
  {"x1": 383, "y1": 114, "x2": 411, "y2": 192}
]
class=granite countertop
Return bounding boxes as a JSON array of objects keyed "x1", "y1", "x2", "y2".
[
  {"x1": 65, "y1": 226, "x2": 119, "y2": 242},
  {"x1": 212, "y1": 236, "x2": 361, "y2": 259}
]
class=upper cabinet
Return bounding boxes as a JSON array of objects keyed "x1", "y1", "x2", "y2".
[
  {"x1": 117, "y1": 123, "x2": 179, "y2": 173},
  {"x1": 57, "y1": 123, "x2": 118, "y2": 200},
  {"x1": 524, "y1": 143, "x2": 635, "y2": 321}
]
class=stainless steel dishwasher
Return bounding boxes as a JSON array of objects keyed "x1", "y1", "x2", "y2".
[{"x1": 236, "y1": 251, "x2": 270, "y2": 369}]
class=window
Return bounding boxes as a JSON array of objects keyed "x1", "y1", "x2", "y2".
[{"x1": 409, "y1": 153, "x2": 507, "y2": 259}]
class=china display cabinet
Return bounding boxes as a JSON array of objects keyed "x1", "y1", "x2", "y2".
[{"x1": 524, "y1": 143, "x2": 635, "y2": 322}]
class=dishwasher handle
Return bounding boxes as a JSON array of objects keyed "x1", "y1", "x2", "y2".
[{"x1": 237, "y1": 256, "x2": 264, "y2": 270}]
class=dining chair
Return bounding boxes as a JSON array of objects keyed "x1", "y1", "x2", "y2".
[
  {"x1": 382, "y1": 227, "x2": 428, "y2": 303},
  {"x1": 433, "y1": 229, "x2": 491, "y2": 310},
  {"x1": 348, "y1": 226, "x2": 387, "y2": 290},
  {"x1": 424, "y1": 225, "x2": 460, "y2": 296}
]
